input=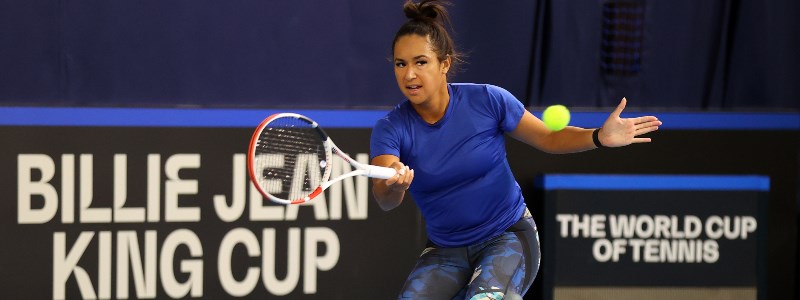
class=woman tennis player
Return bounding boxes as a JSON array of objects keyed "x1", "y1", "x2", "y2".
[{"x1": 370, "y1": 0, "x2": 662, "y2": 298}]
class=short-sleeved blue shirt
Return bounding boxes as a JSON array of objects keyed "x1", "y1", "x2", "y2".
[{"x1": 370, "y1": 83, "x2": 527, "y2": 247}]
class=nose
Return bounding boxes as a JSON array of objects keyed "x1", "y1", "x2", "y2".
[{"x1": 404, "y1": 68, "x2": 416, "y2": 81}]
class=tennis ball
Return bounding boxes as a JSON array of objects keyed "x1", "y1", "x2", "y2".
[{"x1": 542, "y1": 104, "x2": 570, "y2": 131}]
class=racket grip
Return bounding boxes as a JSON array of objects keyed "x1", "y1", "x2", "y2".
[{"x1": 366, "y1": 165, "x2": 397, "y2": 179}]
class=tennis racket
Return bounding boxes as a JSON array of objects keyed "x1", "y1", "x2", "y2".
[{"x1": 247, "y1": 113, "x2": 397, "y2": 205}]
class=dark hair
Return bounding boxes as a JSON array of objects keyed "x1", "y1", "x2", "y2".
[{"x1": 392, "y1": 0, "x2": 463, "y2": 72}]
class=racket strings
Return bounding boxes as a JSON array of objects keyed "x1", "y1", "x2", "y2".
[{"x1": 254, "y1": 118, "x2": 327, "y2": 200}]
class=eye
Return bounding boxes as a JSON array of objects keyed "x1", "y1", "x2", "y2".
[
  {"x1": 416, "y1": 60, "x2": 428, "y2": 66},
  {"x1": 395, "y1": 62, "x2": 406, "y2": 68}
]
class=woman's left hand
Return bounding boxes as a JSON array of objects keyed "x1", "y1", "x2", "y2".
[{"x1": 599, "y1": 98, "x2": 662, "y2": 147}]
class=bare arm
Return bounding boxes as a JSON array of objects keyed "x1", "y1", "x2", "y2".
[
  {"x1": 509, "y1": 98, "x2": 662, "y2": 153},
  {"x1": 371, "y1": 154, "x2": 414, "y2": 211},
  {"x1": 509, "y1": 110, "x2": 596, "y2": 154}
]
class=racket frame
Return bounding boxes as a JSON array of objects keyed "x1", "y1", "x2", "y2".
[{"x1": 248, "y1": 113, "x2": 395, "y2": 205}]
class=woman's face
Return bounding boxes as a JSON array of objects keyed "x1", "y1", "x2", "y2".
[{"x1": 393, "y1": 34, "x2": 450, "y2": 106}]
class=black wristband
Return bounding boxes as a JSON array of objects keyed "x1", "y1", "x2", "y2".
[{"x1": 592, "y1": 128, "x2": 606, "y2": 148}]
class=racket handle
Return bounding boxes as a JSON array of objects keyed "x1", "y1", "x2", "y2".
[{"x1": 366, "y1": 165, "x2": 397, "y2": 179}]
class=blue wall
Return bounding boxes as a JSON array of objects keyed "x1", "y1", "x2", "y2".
[{"x1": 2, "y1": 0, "x2": 797, "y2": 109}]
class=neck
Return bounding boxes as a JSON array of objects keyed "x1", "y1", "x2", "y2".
[{"x1": 413, "y1": 82, "x2": 450, "y2": 124}]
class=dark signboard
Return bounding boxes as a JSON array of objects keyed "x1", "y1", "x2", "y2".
[
  {"x1": 540, "y1": 174, "x2": 768, "y2": 300},
  {"x1": 1, "y1": 126, "x2": 423, "y2": 299}
]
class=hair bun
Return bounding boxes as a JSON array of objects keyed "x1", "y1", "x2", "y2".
[{"x1": 403, "y1": 0, "x2": 446, "y2": 23}]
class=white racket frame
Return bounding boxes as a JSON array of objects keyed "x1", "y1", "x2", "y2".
[{"x1": 248, "y1": 113, "x2": 396, "y2": 205}]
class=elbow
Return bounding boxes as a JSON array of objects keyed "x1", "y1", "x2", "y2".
[
  {"x1": 379, "y1": 202, "x2": 396, "y2": 211},
  {"x1": 534, "y1": 142, "x2": 563, "y2": 154},
  {"x1": 372, "y1": 190, "x2": 401, "y2": 211},
  {"x1": 539, "y1": 147, "x2": 560, "y2": 155},
  {"x1": 376, "y1": 197, "x2": 401, "y2": 211}
]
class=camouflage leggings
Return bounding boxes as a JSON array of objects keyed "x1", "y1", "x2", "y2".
[{"x1": 398, "y1": 209, "x2": 540, "y2": 299}]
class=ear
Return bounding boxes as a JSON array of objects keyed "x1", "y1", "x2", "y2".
[{"x1": 440, "y1": 55, "x2": 451, "y2": 74}]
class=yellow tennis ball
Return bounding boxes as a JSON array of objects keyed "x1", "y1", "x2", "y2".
[{"x1": 542, "y1": 104, "x2": 570, "y2": 131}]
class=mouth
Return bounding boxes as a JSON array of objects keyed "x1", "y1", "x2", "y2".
[{"x1": 406, "y1": 85, "x2": 422, "y2": 95}]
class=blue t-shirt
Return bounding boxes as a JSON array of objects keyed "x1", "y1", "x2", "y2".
[{"x1": 370, "y1": 83, "x2": 527, "y2": 247}]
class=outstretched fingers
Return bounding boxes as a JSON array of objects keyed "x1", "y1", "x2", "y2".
[
  {"x1": 629, "y1": 118, "x2": 661, "y2": 143},
  {"x1": 632, "y1": 115, "x2": 660, "y2": 124},
  {"x1": 634, "y1": 118, "x2": 661, "y2": 132},
  {"x1": 634, "y1": 118, "x2": 660, "y2": 127},
  {"x1": 602, "y1": 98, "x2": 663, "y2": 146},
  {"x1": 636, "y1": 125, "x2": 659, "y2": 134}
]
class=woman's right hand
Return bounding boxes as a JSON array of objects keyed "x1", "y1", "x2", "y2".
[
  {"x1": 370, "y1": 155, "x2": 414, "y2": 211},
  {"x1": 385, "y1": 161, "x2": 414, "y2": 193}
]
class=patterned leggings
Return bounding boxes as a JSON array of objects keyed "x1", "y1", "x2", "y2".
[{"x1": 398, "y1": 209, "x2": 541, "y2": 300}]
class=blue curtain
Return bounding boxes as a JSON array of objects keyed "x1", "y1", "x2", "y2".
[
  {"x1": 529, "y1": 0, "x2": 800, "y2": 109},
  {"x1": 1, "y1": 0, "x2": 797, "y2": 109}
]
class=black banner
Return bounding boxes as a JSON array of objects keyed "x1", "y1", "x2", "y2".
[
  {"x1": 1, "y1": 127, "x2": 424, "y2": 299},
  {"x1": 540, "y1": 174, "x2": 768, "y2": 299}
]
